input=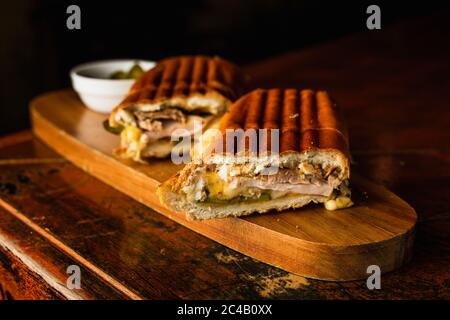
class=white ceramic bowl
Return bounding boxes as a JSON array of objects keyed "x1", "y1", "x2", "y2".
[{"x1": 70, "y1": 59, "x2": 156, "y2": 113}]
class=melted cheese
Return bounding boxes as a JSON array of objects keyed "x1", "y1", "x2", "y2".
[
  {"x1": 122, "y1": 125, "x2": 141, "y2": 142},
  {"x1": 119, "y1": 125, "x2": 145, "y2": 161},
  {"x1": 203, "y1": 172, "x2": 243, "y2": 200}
]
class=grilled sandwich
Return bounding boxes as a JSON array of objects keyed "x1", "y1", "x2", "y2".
[
  {"x1": 157, "y1": 88, "x2": 352, "y2": 220},
  {"x1": 106, "y1": 55, "x2": 246, "y2": 162}
]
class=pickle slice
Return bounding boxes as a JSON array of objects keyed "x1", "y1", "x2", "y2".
[{"x1": 103, "y1": 119, "x2": 124, "y2": 135}]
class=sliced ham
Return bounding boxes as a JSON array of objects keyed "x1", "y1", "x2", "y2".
[
  {"x1": 137, "y1": 108, "x2": 212, "y2": 141},
  {"x1": 232, "y1": 176, "x2": 333, "y2": 197},
  {"x1": 136, "y1": 108, "x2": 186, "y2": 127}
]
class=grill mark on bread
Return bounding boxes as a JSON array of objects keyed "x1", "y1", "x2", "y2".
[
  {"x1": 244, "y1": 89, "x2": 264, "y2": 130},
  {"x1": 207, "y1": 57, "x2": 220, "y2": 84},
  {"x1": 190, "y1": 56, "x2": 207, "y2": 95},
  {"x1": 227, "y1": 93, "x2": 249, "y2": 128},
  {"x1": 174, "y1": 56, "x2": 192, "y2": 97},
  {"x1": 317, "y1": 91, "x2": 338, "y2": 129},
  {"x1": 138, "y1": 87, "x2": 152, "y2": 101},
  {"x1": 223, "y1": 95, "x2": 249, "y2": 154},
  {"x1": 261, "y1": 89, "x2": 282, "y2": 154},
  {"x1": 300, "y1": 89, "x2": 319, "y2": 150},
  {"x1": 156, "y1": 58, "x2": 179, "y2": 99},
  {"x1": 243, "y1": 89, "x2": 265, "y2": 153},
  {"x1": 281, "y1": 89, "x2": 299, "y2": 153},
  {"x1": 149, "y1": 66, "x2": 163, "y2": 90},
  {"x1": 131, "y1": 65, "x2": 162, "y2": 93},
  {"x1": 264, "y1": 89, "x2": 282, "y2": 129},
  {"x1": 122, "y1": 91, "x2": 140, "y2": 105},
  {"x1": 176, "y1": 56, "x2": 193, "y2": 82}
]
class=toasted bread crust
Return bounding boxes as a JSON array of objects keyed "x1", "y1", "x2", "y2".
[{"x1": 213, "y1": 88, "x2": 349, "y2": 158}]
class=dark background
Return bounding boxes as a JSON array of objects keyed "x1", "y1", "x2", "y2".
[{"x1": 1, "y1": 0, "x2": 449, "y2": 136}]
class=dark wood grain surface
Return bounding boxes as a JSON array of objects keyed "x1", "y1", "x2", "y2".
[{"x1": 1, "y1": 12, "x2": 450, "y2": 299}]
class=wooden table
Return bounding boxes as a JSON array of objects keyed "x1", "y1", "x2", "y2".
[{"x1": 1, "y1": 13, "x2": 449, "y2": 299}]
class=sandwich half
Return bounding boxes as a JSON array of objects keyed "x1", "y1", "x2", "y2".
[
  {"x1": 157, "y1": 88, "x2": 352, "y2": 220},
  {"x1": 106, "y1": 55, "x2": 246, "y2": 162}
]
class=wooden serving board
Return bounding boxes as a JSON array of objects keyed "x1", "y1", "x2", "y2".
[{"x1": 30, "y1": 90, "x2": 417, "y2": 281}]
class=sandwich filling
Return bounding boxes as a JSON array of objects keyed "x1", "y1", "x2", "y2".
[
  {"x1": 181, "y1": 158, "x2": 351, "y2": 208},
  {"x1": 109, "y1": 99, "x2": 226, "y2": 161}
]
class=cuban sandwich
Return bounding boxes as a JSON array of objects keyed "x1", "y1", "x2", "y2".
[
  {"x1": 157, "y1": 88, "x2": 353, "y2": 220},
  {"x1": 106, "y1": 55, "x2": 246, "y2": 162}
]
